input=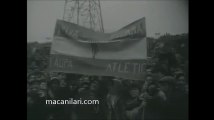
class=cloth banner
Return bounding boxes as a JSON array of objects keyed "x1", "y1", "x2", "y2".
[{"x1": 49, "y1": 17, "x2": 147, "y2": 80}]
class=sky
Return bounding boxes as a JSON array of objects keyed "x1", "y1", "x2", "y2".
[{"x1": 27, "y1": 0, "x2": 188, "y2": 43}]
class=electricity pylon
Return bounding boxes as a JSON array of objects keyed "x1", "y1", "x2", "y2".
[
  {"x1": 63, "y1": 0, "x2": 104, "y2": 59},
  {"x1": 63, "y1": 0, "x2": 104, "y2": 32}
]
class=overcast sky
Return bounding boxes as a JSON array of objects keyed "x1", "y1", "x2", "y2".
[{"x1": 27, "y1": 0, "x2": 188, "y2": 43}]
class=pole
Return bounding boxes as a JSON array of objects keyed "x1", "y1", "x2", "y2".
[
  {"x1": 88, "y1": 0, "x2": 96, "y2": 59},
  {"x1": 142, "y1": 105, "x2": 146, "y2": 120},
  {"x1": 63, "y1": 0, "x2": 68, "y2": 20},
  {"x1": 98, "y1": 0, "x2": 104, "y2": 32},
  {"x1": 77, "y1": 0, "x2": 80, "y2": 25},
  {"x1": 89, "y1": 0, "x2": 92, "y2": 29}
]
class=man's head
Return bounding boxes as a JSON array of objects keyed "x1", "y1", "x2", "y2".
[
  {"x1": 158, "y1": 76, "x2": 174, "y2": 93},
  {"x1": 90, "y1": 80, "x2": 99, "y2": 92},
  {"x1": 49, "y1": 77, "x2": 60, "y2": 90},
  {"x1": 78, "y1": 82, "x2": 90, "y2": 95},
  {"x1": 129, "y1": 88, "x2": 140, "y2": 98},
  {"x1": 146, "y1": 69, "x2": 152, "y2": 74},
  {"x1": 178, "y1": 76, "x2": 185, "y2": 82},
  {"x1": 58, "y1": 73, "x2": 66, "y2": 80},
  {"x1": 79, "y1": 75, "x2": 90, "y2": 85},
  {"x1": 27, "y1": 82, "x2": 31, "y2": 94},
  {"x1": 97, "y1": 76, "x2": 103, "y2": 81},
  {"x1": 184, "y1": 84, "x2": 188, "y2": 94},
  {"x1": 59, "y1": 79, "x2": 67, "y2": 88},
  {"x1": 146, "y1": 74, "x2": 154, "y2": 84},
  {"x1": 28, "y1": 75, "x2": 36, "y2": 83},
  {"x1": 38, "y1": 89, "x2": 46, "y2": 98},
  {"x1": 67, "y1": 79, "x2": 78, "y2": 91},
  {"x1": 147, "y1": 83, "x2": 159, "y2": 95},
  {"x1": 174, "y1": 70, "x2": 184, "y2": 79},
  {"x1": 175, "y1": 80, "x2": 186, "y2": 92},
  {"x1": 29, "y1": 80, "x2": 41, "y2": 93},
  {"x1": 128, "y1": 84, "x2": 141, "y2": 98},
  {"x1": 40, "y1": 81, "x2": 47, "y2": 90},
  {"x1": 78, "y1": 76, "x2": 90, "y2": 91},
  {"x1": 112, "y1": 77, "x2": 123, "y2": 82}
]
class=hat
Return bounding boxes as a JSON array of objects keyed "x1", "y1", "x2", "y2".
[
  {"x1": 128, "y1": 84, "x2": 141, "y2": 90},
  {"x1": 29, "y1": 79, "x2": 41, "y2": 85},
  {"x1": 159, "y1": 76, "x2": 175, "y2": 83},
  {"x1": 175, "y1": 70, "x2": 184, "y2": 75},
  {"x1": 112, "y1": 77, "x2": 123, "y2": 82},
  {"x1": 80, "y1": 76, "x2": 90, "y2": 83},
  {"x1": 48, "y1": 77, "x2": 60, "y2": 86},
  {"x1": 49, "y1": 77, "x2": 59, "y2": 83},
  {"x1": 50, "y1": 77, "x2": 59, "y2": 81}
]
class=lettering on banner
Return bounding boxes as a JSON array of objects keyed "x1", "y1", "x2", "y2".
[
  {"x1": 53, "y1": 57, "x2": 73, "y2": 69},
  {"x1": 106, "y1": 62, "x2": 145, "y2": 74}
]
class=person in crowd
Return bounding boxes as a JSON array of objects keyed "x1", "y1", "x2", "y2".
[
  {"x1": 139, "y1": 83, "x2": 166, "y2": 120},
  {"x1": 28, "y1": 74, "x2": 37, "y2": 83},
  {"x1": 37, "y1": 78, "x2": 48, "y2": 99},
  {"x1": 28, "y1": 77, "x2": 48, "y2": 120},
  {"x1": 47, "y1": 77, "x2": 66, "y2": 120},
  {"x1": 158, "y1": 76, "x2": 174, "y2": 97},
  {"x1": 58, "y1": 75, "x2": 70, "y2": 100},
  {"x1": 47, "y1": 77, "x2": 60, "y2": 99},
  {"x1": 29, "y1": 79, "x2": 41, "y2": 95},
  {"x1": 158, "y1": 76, "x2": 188, "y2": 120},
  {"x1": 124, "y1": 83, "x2": 142, "y2": 120},
  {"x1": 71, "y1": 75, "x2": 97, "y2": 120},
  {"x1": 141, "y1": 74, "x2": 155, "y2": 93},
  {"x1": 40, "y1": 80, "x2": 47, "y2": 90},
  {"x1": 57, "y1": 74, "x2": 73, "y2": 120},
  {"x1": 27, "y1": 81, "x2": 36, "y2": 120},
  {"x1": 151, "y1": 68, "x2": 164, "y2": 82},
  {"x1": 177, "y1": 75, "x2": 186, "y2": 83},
  {"x1": 106, "y1": 77, "x2": 126, "y2": 120},
  {"x1": 27, "y1": 94, "x2": 37, "y2": 120},
  {"x1": 67, "y1": 77, "x2": 79, "y2": 98},
  {"x1": 174, "y1": 70, "x2": 184, "y2": 81},
  {"x1": 88, "y1": 77, "x2": 108, "y2": 120},
  {"x1": 64, "y1": 75, "x2": 79, "y2": 120},
  {"x1": 173, "y1": 80, "x2": 188, "y2": 120},
  {"x1": 184, "y1": 83, "x2": 188, "y2": 94},
  {"x1": 27, "y1": 81, "x2": 30, "y2": 94},
  {"x1": 146, "y1": 69, "x2": 152, "y2": 75},
  {"x1": 58, "y1": 73, "x2": 67, "y2": 87}
]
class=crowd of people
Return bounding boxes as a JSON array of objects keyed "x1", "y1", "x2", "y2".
[
  {"x1": 27, "y1": 70, "x2": 188, "y2": 120},
  {"x1": 27, "y1": 34, "x2": 188, "y2": 120}
]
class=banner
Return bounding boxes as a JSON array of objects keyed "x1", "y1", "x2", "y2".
[{"x1": 49, "y1": 17, "x2": 147, "y2": 80}]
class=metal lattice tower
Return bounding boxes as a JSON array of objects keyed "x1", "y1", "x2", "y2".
[{"x1": 63, "y1": 0, "x2": 104, "y2": 32}]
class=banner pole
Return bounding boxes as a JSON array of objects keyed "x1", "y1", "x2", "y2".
[{"x1": 142, "y1": 105, "x2": 146, "y2": 120}]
